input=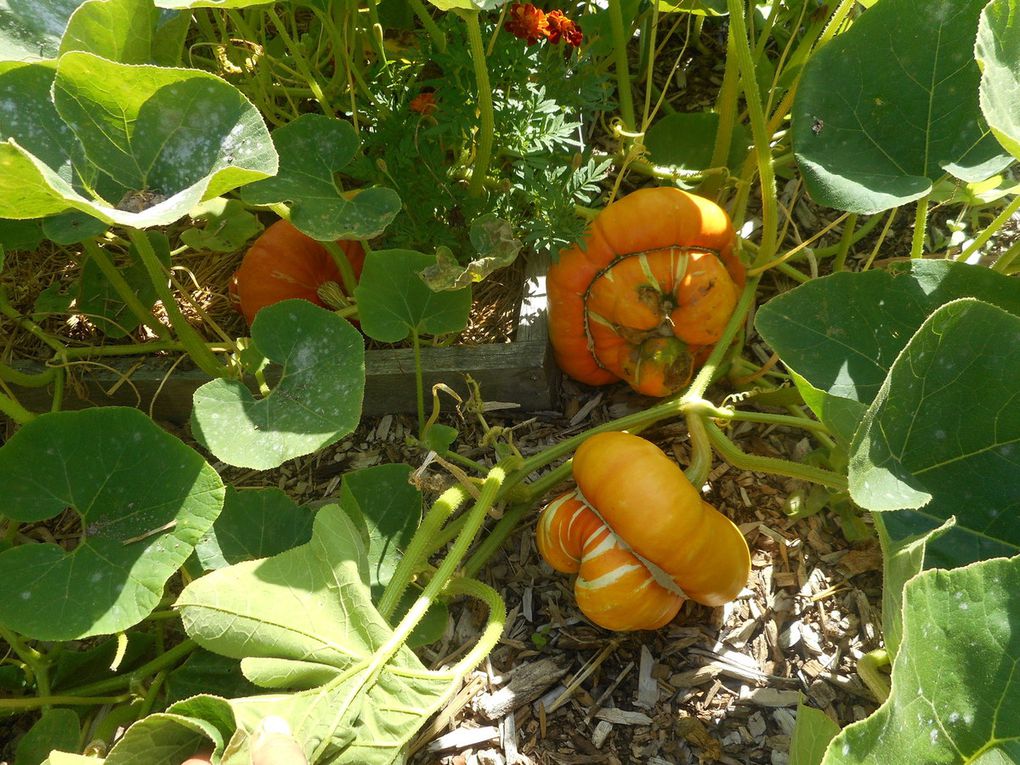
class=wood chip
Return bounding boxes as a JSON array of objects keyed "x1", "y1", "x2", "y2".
[
  {"x1": 591, "y1": 720, "x2": 613, "y2": 749},
  {"x1": 676, "y1": 714, "x2": 722, "y2": 760},
  {"x1": 635, "y1": 645, "x2": 659, "y2": 709},
  {"x1": 593, "y1": 708, "x2": 653, "y2": 726},
  {"x1": 738, "y1": 687, "x2": 802, "y2": 707},
  {"x1": 474, "y1": 658, "x2": 570, "y2": 720},
  {"x1": 425, "y1": 726, "x2": 500, "y2": 753}
]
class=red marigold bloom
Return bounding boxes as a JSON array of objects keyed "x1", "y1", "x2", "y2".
[
  {"x1": 505, "y1": 3, "x2": 549, "y2": 45},
  {"x1": 410, "y1": 92, "x2": 437, "y2": 116},
  {"x1": 546, "y1": 10, "x2": 582, "y2": 47}
]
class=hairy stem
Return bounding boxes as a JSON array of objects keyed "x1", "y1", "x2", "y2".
[
  {"x1": 608, "y1": 0, "x2": 636, "y2": 131},
  {"x1": 462, "y1": 10, "x2": 495, "y2": 198}
]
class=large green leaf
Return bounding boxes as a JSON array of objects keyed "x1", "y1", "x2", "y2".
[
  {"x1": 873, "y1": 515, "x2": 954, "y2": 659},
  {"x1": 755, "y1": 261, "x2": 1020, "y2": 444},
  {"x1": 176, "y1": 503, "x2": 458, "y2": 764},
  {"x1": 240, "y1": 114, "x2": 400, "y2": 241},
  {"x1": 790, "y1": 704, "x2": 840, "y2": 765},
  {"x1": 180, "y1": 197, "x2": 263, "y2": 253},
  {"x1": 976, "y1": 0, "x2": 1020, "y2": 160},
  {"x1": 0, "y1": 407, "x2": 224, "y2": 640},
  {"x1": 355, "y1": 249, "x2": 472, "y2": 342},
  {"x1": 14, "y1": 710, "x2": 81, "y2": 765},
  {"x1": 850, "y1": 299, "x2": 1020, "y2": 568},
  {"x1": 0, "y1": 53, "x2": 277, "y2": 228},
  {"x1": 792, "y1": 0, "x2": 1011, "y2": 213},
  {"x1": 0, "y1": 0, "x2": 82, "y2": 61},
  {"x1": 59, "y1": 0, "x2": 189, "y2": 64},
  {"x1": 165, "y1": 650, "x2": 260, "y2": 705},
  {"x1": 194, "y1": 486, "x2": 315, "y2": 571},
  {"x1": 96, "y1": 696, "x2": 237, "y2": 765},
  {"x1": 822, "y1": 556, "x2": 1020, "y2": 764},
  {"x1": 338, "y1": 464, "x2": 421, "y2": 599},
  {"x1": 191, "y1": 299, "x2": 365, "y2": 470}
]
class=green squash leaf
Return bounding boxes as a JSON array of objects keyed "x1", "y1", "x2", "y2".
[
  {"x1": 59, "y1": 0, "x2": 189, "y2": 65},
  {"x1": 755, "y1": 261, "x2": 1020, "y2": 444},
  {"x1": 822, "y1": 556, "x2": 1020, "y2": 764},
  {"x1": 338, "y1": 464, "x2": 421, "y2": 599},
  {"x1": 0, "y1": 407, "x2": 224, "y2": 640},
  {"x1": 0, "y1": 53, "x2": 277, "y2": 228},
  {"x1": 356, "y1": 249, "x2": 472, "y2": 342},
  {"x1": 643, "y1": 111, "x2": 748, "y2": 178},
  {"x1": 190, "y1": 299, "x2": 365, "y2": 470},
  {"x1": 194, "y1": 486, "x2": 315, "y2": 571},
  {"x1": 873, "y1": 515, "x2": 955, "y2": 659},
  {"x1": 789, "y1": 703, "x2": 840, "y2": 765},
  {"x1": 176, "y1": 503, "x2": 457, "y2": 764},
  {"x1": 792, "y1": 0, "x2": 1011, "y2": 213},
  {"x1": 976, "y1": 0, "x2": 1020, "y2": 160},
  {"x1": 0, "y1": 0, "x2": 81, "y2": 62},
  {"x1": 180, "y1": 197, "x2": 263, "y2": 253},
  {"x1": 165, "y1": 650, "x2": 260, "y2": 705},
  {"x1": 14, "y1": 709, "x2": 81, "y2": 765},
  {"x1": 240, "y1": 114, "x2": 400, "y2": 241},
  {"x1": 849, "y1": 299, "x2": 1020, "y2": 568}
]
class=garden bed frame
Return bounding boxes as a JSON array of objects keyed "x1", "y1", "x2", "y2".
[{"x1": 8, "y1": 269, "x2": 559, "y2": 423}]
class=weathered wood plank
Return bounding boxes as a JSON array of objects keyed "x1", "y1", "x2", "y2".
[{"x1": 5, "y1": 264, "x2": 560, "y2": 423}]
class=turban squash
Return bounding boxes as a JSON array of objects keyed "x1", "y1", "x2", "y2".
[
  {"x1": 536, "y1": 432, "x2": 750, "y2": 631},
  {"x1": 229, "y1": 220, "x2": 365, "y2": 326},
  {"x1": 547, "y1": 187, "x2": 745, "y2": 397}
]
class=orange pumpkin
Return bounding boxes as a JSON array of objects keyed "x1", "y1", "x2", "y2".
[
  {"x1": 547, "y1": 187, "x2": 744, "y2": 396},
  {"x1": 229, "y1": 220, "x2": 365, "y2": 326},
  {"x1": 536, "y1": 432, "x2": 750, "y2": 631}
]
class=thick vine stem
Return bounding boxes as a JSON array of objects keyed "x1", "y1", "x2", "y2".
[
  {"x1": 81, "y1": 238, "x2": 171, "y2": 341},
  {"x1": 378, "y1": 485, "x2": 469, "y2": 620},
  {"x1": 683, "y1": 412, "x2": 712, "y2": 487},
  {"x1": 0, "y1": 389, "x2": 35, "y2": 424},
  {"x1": 321, "y1": 240, "x2": 360, "y2": 295},
  {"x1": 956, "y1": 193, "x2": 1020, "y2": 263},
  {"x1": 703, "y1": 22, "x2": 740, "y2": 197},
  {"x1": 263, "y1": 8, "x2": 336, "y2": 117},
  {"x1": 0, "y1": 625, "x2": 49, "y2": 702},
  {"x1": 461, "y1": 10, "x2": 495, "y2": 198},
  {"x1": 0, "y1": 362, "x2": 54, "y2": 388},
  {"x1": 726, "y1": 0, "x2": 779, "y2": 265},
  {"x1": 704, "y1": 419, "x2": 848, "y2": 490},
  {"x1": 909, "y1": 195, "x2": 930, "y2": 259},
  {"x1": 607, "y1": 0, "x2": 636, "y2": 131},
  {"x1": 857, "y1": 648, "x2": 891, "y2": 702},
  {"x1": 59, "y1": 639, "x2": 197, "y2": 698},
  {"x1": 446, "y1": 577, "x2": 507, "y2": 675},
  {"x1": 128, "y1": 229, "x2": 229, "y2": 379}
]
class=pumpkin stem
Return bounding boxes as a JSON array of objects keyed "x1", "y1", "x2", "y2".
[{"x1": 316, "y1": 281, "x2": 351, "y2": 310}]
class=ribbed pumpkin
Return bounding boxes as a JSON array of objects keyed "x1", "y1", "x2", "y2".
[
  {"x1": 536, "y1": 432, "x2": 750, "y2": 631},
  {"x1": 229, "y1": 220, "x2": 365, "y2": 326},
  {"x1": 547, "y1": 187, "x2": 745, "y2": 397}
]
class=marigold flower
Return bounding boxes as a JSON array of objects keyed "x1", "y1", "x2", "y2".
[
  {"x1": 410, "y1": 92, "x2": 437, "y2": 116},
  {"x1": 545, "y1": 10, "x2": 582, "y2": 47},
  {"x1": 504, "y1": 3, "x2": 549, "y2": 46}
]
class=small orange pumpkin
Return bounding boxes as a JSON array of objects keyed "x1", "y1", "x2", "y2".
[
  {"x1": 229, "y1": 220, "x2": 365, "y2": 326},
  {"x1": 547, "y1": 187, "x2": 745, "y2": 396},
  {"x1": 536, "y1": 432, "x2": 750, "y2": 631}
]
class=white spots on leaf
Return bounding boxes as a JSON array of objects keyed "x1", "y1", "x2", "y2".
[
  {"x1": 935, "y1": 429, "x2": 946, "y2": 440},
  {"x1": 930, "y1": 729, "x2": 939, "y2": 744},
  {"x1": 20, "y1": 591, "x2": 31, "y2": 600}
]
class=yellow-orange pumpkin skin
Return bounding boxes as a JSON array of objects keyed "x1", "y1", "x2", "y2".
[
  {"x1": 229, "y1": 220, "x2": 365, "y2": 326},
  {"x1": 536, "y1": 432, "x2": 751, "y2": 632},
  {"x1": 547, "y1": 187, "x2": 744, "y2": 397}
]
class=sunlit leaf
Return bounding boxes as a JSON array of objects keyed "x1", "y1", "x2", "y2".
[
  {"x1": 0, "y1": 407, "x2": 224, "y2": 640},
  {"x1": 792, "y1": 0, "x2": 1011, "y2": 213},
  {"x1": 822, "y1": 556, "x2": 1020, "y2": 764},
  {"x1": 191, "y1": 300, "x2": 365, "y2": 470}
]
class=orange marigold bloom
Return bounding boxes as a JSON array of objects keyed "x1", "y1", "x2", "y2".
[
  {"x1": 546, "y1": 10, "x2": 582, "y2": 47},
  {"x1": 504, "y1": 3, "x2": 549, "y2": 45},
  {"x1": 410, "y1": 92, "x2": 437, "y2": 116}
]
